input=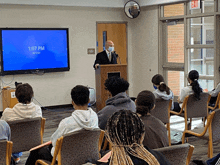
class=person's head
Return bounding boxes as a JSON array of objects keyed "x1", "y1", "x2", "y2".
[
  {"x1": 105, "y1": 110, "x2": 160, "y2": 165},
  {"x1": 71, "y1": 85, "x2": 90, "y2": 106},
  {"x1": 15, "y1": 83, "x2": 33, "y2": 104},
  {"x1": 187, "y1": 70, "x2": 202, "y2": 100},
  {"x1": 104, "y1": 76, "x2": 129, "y2": 96},
  {"x1": 151, "y1": 74, "x2": 170, "y2": 95},
  {"x1": 106, "y1": 110, "x2": 145, "y2": 146},
  {"x1": 136, "y1": 90, "x2": 155, "y2": 116},
  {"x1": 105, "y1": 40, "x2": 114, "y2": 52}
]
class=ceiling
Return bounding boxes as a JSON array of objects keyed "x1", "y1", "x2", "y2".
[{"x1": 0, "y1": 0, "x2": 188, "y2": 7}]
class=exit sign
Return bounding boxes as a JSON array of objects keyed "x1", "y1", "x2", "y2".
[{"x1": 190, "y1": 0, "x2": 200, "y2": 9}]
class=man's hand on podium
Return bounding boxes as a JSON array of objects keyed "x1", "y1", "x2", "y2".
[{"x1": 95, "y1": 64, "x2": 100, "y2": 69}]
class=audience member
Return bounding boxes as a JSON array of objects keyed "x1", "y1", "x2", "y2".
[
  {"x1": 97, "y1": 110, "x2": 171, "y2": 165},
  {"x1": 1, "y1": 83, "x2": 42, "y2": 163},
  {"x1": 25, "y1": 85, "x2": 99, "y2": 165},
  {"x1": 0, "y1": 119, "x2": 15, "y2": 165},
  {"x1": 136, "y1": 90, "x2": 169, "y2": 149},
  {"x1": 173, "y1": 70, "x2": 202, "y2": 112},
  {"x1": 151, "y1": 74, "x2": 174, "y2": 109},
  {"x1": 209, "y1": 82, "x2": 220, "y2": 107},
  {"x1": 98, "y1": 76, "x2": 136, "y2": 130}
]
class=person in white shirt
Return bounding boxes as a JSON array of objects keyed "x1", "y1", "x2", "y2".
[
  {"x1": 25, "y1": 85, "x2": 99, "y2": 165},
  {"x1": 209, "y1": 83, "x2": 220, "y2": 107},
  {"x1": 1, "y1": 83, "x2": 42, "y2": 163},
  {"x1": 173, "y1": 70, "x2": 202, "y2": 112},
  {"x1": 151, "y1": 74, "x2": 174, "y2": 109}
]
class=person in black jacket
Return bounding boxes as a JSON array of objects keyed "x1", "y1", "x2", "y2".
[{"x1": 93, "y1": 40, "x2": 117, "y2": 69}]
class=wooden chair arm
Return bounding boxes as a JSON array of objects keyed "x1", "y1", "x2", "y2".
[
  {"x1": 35, "y1": 159, "x2": 50, "y2": 165},
  {"x1": 186, "y1": 145, "x2": 194, "y2": 165},
  {"x1": 170, "y1": 96, "x2": 189, "y2": 115},
  {"x1": 6, "y1": 141, "x2": 13, "y2": 165},
  {"x1": 41, "y1": 118, "x2": 46, "y2": 144}
]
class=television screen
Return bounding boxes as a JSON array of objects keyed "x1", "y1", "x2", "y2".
[{"x1": 0, "y1": 28, "x2": 70, "y2": 75}]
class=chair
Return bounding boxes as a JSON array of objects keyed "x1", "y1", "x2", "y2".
[
  {"x1": 170, "y1": 93, "x2": 211, "y2": 131},
  {"x1": 208, "y1": 92, "x2": 220, "y2": 110},
  {"x1": 36, "y1": 129, "x2": 101, "y2": 165},
  {"x1": 7, "y1": 117, "x2": 46, "y2": 153},
  {"x1": 182, "y1": 109, "x2": 220, "y2": 158},
  {"x1": 99, "y1": 130, "x2": 112, "y2": 153},
  {"x1": 151, "y1": 99, "x2": 172, "y2": 146},
  {"x1": 0, "y1": 140, "x2": 13, "y2": 165},
  {"x1": 154, "y1": 143, "x2": 194, "y2": 165}
]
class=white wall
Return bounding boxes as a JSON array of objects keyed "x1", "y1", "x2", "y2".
[
  {"x1": 0, "y1": 4, "x2": 159, "y2": 110},
  {"x1": 129, "y1": 5, "x2": 159, "y2": 97}
]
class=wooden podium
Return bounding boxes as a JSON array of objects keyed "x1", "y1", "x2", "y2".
[{"x1": 95, "y1": 64, "x2": 127, "y2": 111}]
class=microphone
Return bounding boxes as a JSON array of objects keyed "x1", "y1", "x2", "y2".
[{"x1": 113, "y1": 51, "x2": 121, "y2": 64}]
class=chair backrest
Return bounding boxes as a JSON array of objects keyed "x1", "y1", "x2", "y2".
[
  {"x1": 60, "y1": 129, "x2": 101, "y2": 165},
  {"x1": 211, "y1": 109, "x2": 220, "y2": 142},
  {"x1": 7, "y1": 117, "x2": 44, "y2": 153},
  {"x1": 154, "y1": 143, "x2": 194, "y2": 165},
  {"x1": 151, "y1": 99, "x2": 172, "y2": 124},
  {"x1": 0, "y1": 140, "x2": 13, "y2": 165},
  {"x1": 185, "y1": 93, "x2": 210, "y2": 118}
]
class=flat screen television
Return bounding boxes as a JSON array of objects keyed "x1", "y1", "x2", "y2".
[{"x1": 0, "y1": 28, "x2": 70, "y2": 75}]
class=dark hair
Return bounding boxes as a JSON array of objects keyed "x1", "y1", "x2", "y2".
[
  {"x1": 106, "y1": 110, "x2": 145, "y2": 145},
  {"x1": 71, "y1": 85, "x2": 90, "y2": 106},
  {"x1": 151, "y1": 74, "x2": 170, "y2": 95},
  {"x1": 188, "y1": 70, "x2": 202, "y2": 100},
  {"x1": 104, "y1": 77, "x2": 129, "y2": 96},
  {"x1": 136, "y1": 90, "x2": 155, "y2": 116},
  {"x1": 15, "y1": 83, "x2": 33, "y2": 104}
]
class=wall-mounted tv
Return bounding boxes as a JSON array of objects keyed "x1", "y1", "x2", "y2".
[{"x1": 0, "y1": 28, "x2": 70, "y2": 75}]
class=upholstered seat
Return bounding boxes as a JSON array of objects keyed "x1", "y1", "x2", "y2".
[
  {"x1": 154, "y1": 143, "x2": 194, "y2": 165},
  {"x1": 7, "y1": 117, "x2": 46, "y2": 153},
  {"x1": 151, "y1": 99, "x2": 172, "y2": 146},
  {"x1": 36, "y1": 129, "x2": 101, "y2": 165}
]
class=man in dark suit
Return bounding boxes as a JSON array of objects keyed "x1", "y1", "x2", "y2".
[{"x1": 93, "y1": 40, "x2": 117, "y2": 69}]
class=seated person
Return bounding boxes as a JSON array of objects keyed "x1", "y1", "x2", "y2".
[
  {"x1": 173, "y1": 70, "x2": 203, "y2": 112},
  {"x1": 151, "y1": 74, "x2": 174, "y2": 109},
  {"x1": 1, "y1": 83, "x2": 42, "y2": 121},
  {"x1": 0, "y1": 119, "x2": 16, "y2": 165},
  {"x1": 209, "y1": 83, "x2": 220, "y2": 107},
  {"x1": 136, "y1": 90, "x2": 169, "y2": 149},
  {"x1": 1, "y1": 83, "x2": 42, "y2": 163},
  {"x1": 25, "y1": 85, "x2": 99, "y2": 165},
  {"x1": 95, "y1": 110, "x2": 171, "y2": 165},
  {"x1": 98, "y1": 76, "x2": 136, "y2": 130}
]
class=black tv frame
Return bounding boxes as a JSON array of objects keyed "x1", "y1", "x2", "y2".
[{"x1": 0, "y1": 28, "x2": 70, "y2": 75}]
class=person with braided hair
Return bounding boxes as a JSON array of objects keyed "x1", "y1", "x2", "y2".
[
  {"x1": 151, "y1": 74, "x2": 174, "y2": 109},
  {"x1": 102, "y1": 110, "x2": 171, "y2": 165},
  {"x1": 173, "y1": 70, "x2": 203, "y2": 112},
  {"x1": 136, "y1": 90, "x2": 169, "y2": 149}
]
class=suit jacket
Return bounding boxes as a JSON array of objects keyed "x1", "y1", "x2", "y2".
[{"x1": 93, "y1": 50, "x2": 117, "y2": 69}]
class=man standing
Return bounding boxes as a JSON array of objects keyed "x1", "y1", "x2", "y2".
[{"x1": 93, "y1": 40, "x2": 117, "y2": 69}]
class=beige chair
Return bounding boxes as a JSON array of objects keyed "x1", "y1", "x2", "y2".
[
  {"x1": 208, "y1": 92, "x2": 220, "y2": 110},
  {"x1": 7, "y1": 117, "x2": 46, "y2": 153},
  {"x1": 0, "y1": 140, "x2": 13, "y2": 165},
  {"x1": 170, "y1": 93, "x2": 211, "y2": 131},
  {"x1": 36, "y1": 129, "x2": 101, "y2": 165},
  {"x1": 151, "y1": 99, "x2": 172, "y2": 146},
  {"x1": 182, "y1": 109, "x2": 219, "y2": 158},
  {"x1": 154, "y1": 143, "x2": 194, "y2": 165}
]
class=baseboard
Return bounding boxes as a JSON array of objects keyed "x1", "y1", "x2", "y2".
[{"x1": 41, "y1": 104, "x2": 73, "y2": 110}]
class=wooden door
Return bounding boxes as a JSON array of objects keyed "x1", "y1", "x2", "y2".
[{"x1": 97, "y1": 23, "x2": 127, "y2": 64}]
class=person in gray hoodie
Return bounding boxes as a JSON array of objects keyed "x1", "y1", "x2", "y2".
[
  {"x1": 151, "y1": 74, "x2": 174, "y2": 109},
  {"x1": 25, "y1": 85, "x2": 99, "y2": 165},
  {"x1": 98, "y1": 76, "x2": 136, "y2": 130}
]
